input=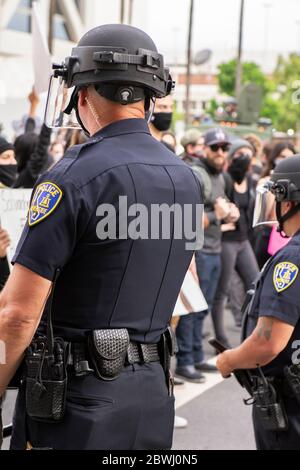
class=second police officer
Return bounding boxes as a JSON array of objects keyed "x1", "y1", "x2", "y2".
[
  {"x1": 217, "y1": 155, "x2": 300, "y2": 450},
  {"x1": 0, "y1": 24, "x2": 202, "y2": 450}
]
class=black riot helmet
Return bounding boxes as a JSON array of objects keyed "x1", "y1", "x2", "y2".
[
  {"x1": 253, "y1": 155, "x2": 300, "y2": 234},
  {"x1": 271, "y1": 155, "x2": 300, "y2": 202},
  {"x1": 45, "y1": 24, "x2": 174, "y2": 131}
]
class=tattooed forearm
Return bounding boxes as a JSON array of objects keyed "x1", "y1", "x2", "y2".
[{"x1": 256, "y1": 318, "x2": 274, "y2": 341}]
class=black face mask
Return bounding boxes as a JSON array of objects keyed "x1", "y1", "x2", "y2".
[
  {"x1": 151, "y1": 112, "x2": 173, "y2": 131},
  {"x1": 0, "y1": 164, "x2": 17, "y2": 187},
  {"x1": 228, "y1": 154, "x2": 251, "y2": 184}
]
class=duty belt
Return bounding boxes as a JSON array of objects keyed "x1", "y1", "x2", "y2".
[
  {"x1": 126, "y1": 342, "x2": 160, "y2": 364},
  {"x1": 70, "y1": 340, "x2": 160, "y2": 378}
]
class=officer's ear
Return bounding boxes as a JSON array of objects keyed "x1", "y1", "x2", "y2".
[{"x1": 281, "y1": 200, "x2": 292, "y2": 215}]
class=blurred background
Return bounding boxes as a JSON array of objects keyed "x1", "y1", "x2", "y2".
[
  {"x1": 2, "y1": 1, "x2": 300, "y2": 449},
  {"x1": 0, "y1": 0, "x2": 300, "y2": 145}
]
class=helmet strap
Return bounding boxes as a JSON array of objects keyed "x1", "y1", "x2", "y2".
[
  {"x1": 275, "y1": 201, "x2": 300, "y2": 237},
  {"x1": 64, "y1": 87, "x2": 91, "y2": 137}
]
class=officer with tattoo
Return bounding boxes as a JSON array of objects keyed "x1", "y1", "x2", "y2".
[
  {"x1": 0, "y1": 24, "x2": 202, "y2": 450},
  {"x1": 217, "y1": 155, "x2": 300, "y2": 450}
]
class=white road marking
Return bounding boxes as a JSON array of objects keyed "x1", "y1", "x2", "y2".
[{"x1": 174, "y1": 357, "x2": 224, "y2": 409}]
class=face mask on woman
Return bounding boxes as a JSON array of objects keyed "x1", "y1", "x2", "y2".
[
  {"x1": 228, "y1": 154, "x2": 251, "y2": 184},
  {"x1": 0, "y1": 164, "x2": 17, "y2": 187}
]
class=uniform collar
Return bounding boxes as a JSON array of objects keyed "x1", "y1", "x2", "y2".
[
  {"x1": 291, "y1": 228, "x2": 300, "y2": 243},
  {"x1": 89, "y1": 118, "x2": 150, "y2": 142}
]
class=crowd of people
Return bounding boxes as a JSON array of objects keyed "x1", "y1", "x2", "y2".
[
  {"x1": 1, "y1": 93, "x2": 297, "y2": 363},
  {"x1": 0, "y1": 86, "x2": 298, "y2": 435},
  {"x1": 0, "y1": 89, "x2": 87, "y2": 288},
  {"x1": 148, "y1": 95, "x2": 298, "y2": 399}
]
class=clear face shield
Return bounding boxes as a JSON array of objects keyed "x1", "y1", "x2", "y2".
[
  {"x1": 253, "y1": 181, "x2": 278, "y2": 227},
  {"x1": 45, "y1": 74, "x2": 157, "y2": 129},
  {"x1": 44, "y1": 75, "x2": 81, "y2": 129}
]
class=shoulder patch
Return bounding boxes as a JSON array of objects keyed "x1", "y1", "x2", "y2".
[
  {"x1": 273, "y1": 261, "x2": 299, "y2": 293},
  {"x1": 29, "y1": 182, "x2": 63, "y2": 227}
]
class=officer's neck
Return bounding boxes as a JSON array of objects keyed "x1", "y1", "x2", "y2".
[
  {"x1": 284, "y1": 214, "x2": 300, "y2": 238},
  {"x1": 89, "y1": 106, "x2": 145, "y2": 136}
]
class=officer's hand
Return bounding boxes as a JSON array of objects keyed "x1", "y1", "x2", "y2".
[
  {"x1": 216, "y1": 352, "x2": 232, "y2": 378},
  {"x1": 0, "y1": 229, "x2": 10, "y2": 258}
]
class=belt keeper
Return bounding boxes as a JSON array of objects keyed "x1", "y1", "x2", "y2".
[
  {"x1": 139, "y1": 343, "x2": 150, "y2": 363},
  {"x1": 126, "y1": 342, "x2": 138, "y2": 364}
]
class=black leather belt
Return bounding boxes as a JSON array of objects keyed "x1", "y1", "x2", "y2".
[
  {"x1": 126, "y1": 342, "x2": 160, "y2": 364},
  {"x1": 69, "y1": 341, "x2": 160, "y2": 377}
]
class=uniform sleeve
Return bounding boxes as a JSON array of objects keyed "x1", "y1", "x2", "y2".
[
  {"x1": 12, "y1": 177, "x2": 85, "y2": 281},
  {"x1": 258, "y1": 252, "x2": 300, "y2": 326}
]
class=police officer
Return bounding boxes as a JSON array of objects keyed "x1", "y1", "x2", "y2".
[
  {"x1": 217, "y1": 155, "x2": 300, "y2": 450},
  {"x1": 0, "y1": 24, "x2": 202, "y2": 450}
]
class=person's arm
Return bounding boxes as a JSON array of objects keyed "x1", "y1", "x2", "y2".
[
  {"x1": 203, "y1": 213, "x2": 209, "y2": 229},
  {"x1": 27, "y1": 124, "x2": 52, "y2": 178},
  {"x1": 15, "y1": 123, "x2": 52, "y2": 188},
  {"x1": 24, "y1": 88, "x2": 40, "y2": 133},
  {"x1": 216, "y1": 315, "x2": 294, "y2": 377},
  {"x1": 0, "y1": 264, "x2": 51, "y2": 396},
  {"x1": 0, "y1": 229, "x2": 10, "y2": 259},
  {"x1": 0, "y1": 229, "x2": 11, "y2": 290}
]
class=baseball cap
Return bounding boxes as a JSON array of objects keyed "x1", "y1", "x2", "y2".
[{"x1": 204, "y1": 128, "x2": 230, "y2": 146}]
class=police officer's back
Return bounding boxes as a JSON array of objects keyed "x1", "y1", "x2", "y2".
[{"x1": 0, "y1": 24, "x2": 202, "y2": 450}]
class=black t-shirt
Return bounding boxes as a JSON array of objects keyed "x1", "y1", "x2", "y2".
[{"x1": 223, "y1": 189, "x2": 249, "y2": 242}]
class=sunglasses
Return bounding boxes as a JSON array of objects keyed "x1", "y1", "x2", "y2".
[{"x1": 209, "y1": 144, "x2": 230, "y2": 152}]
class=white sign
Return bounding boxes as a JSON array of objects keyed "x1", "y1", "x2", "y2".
[
  {"x1": 0, "y1": 189, "x2": 32, "y2": 266},
  {"x1": 32, "y1": 2, "x2": 52, "y2": 94},
  {"x1": 173, "y1": 270, "x2": 208, "y2": 317}
]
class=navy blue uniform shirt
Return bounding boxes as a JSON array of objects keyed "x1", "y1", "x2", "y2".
[
  {"x1": 12, "y1": 118, "x2": 202, "y2": 343},
  {"x1": 246, "y1": 230, "x2": 300, "y2": 377}
]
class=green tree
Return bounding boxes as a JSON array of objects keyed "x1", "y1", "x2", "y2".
[
  {"x1": 216, "y1": 55, "x2": 300, "y2": 131},
  {"x1": 217, "y1": 59, "x2": 271, "y2": 97},
  {"x1": 271, "y1": 54, "x2": 300, "y2": 131}
]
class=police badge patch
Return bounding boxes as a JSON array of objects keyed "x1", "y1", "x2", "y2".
[
  {"x1": 29, "y1": 182, "x2": 63, "y2": 227},
  {"x1": 273, "y1": 261, "x2": 299, "y2": 293}
]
